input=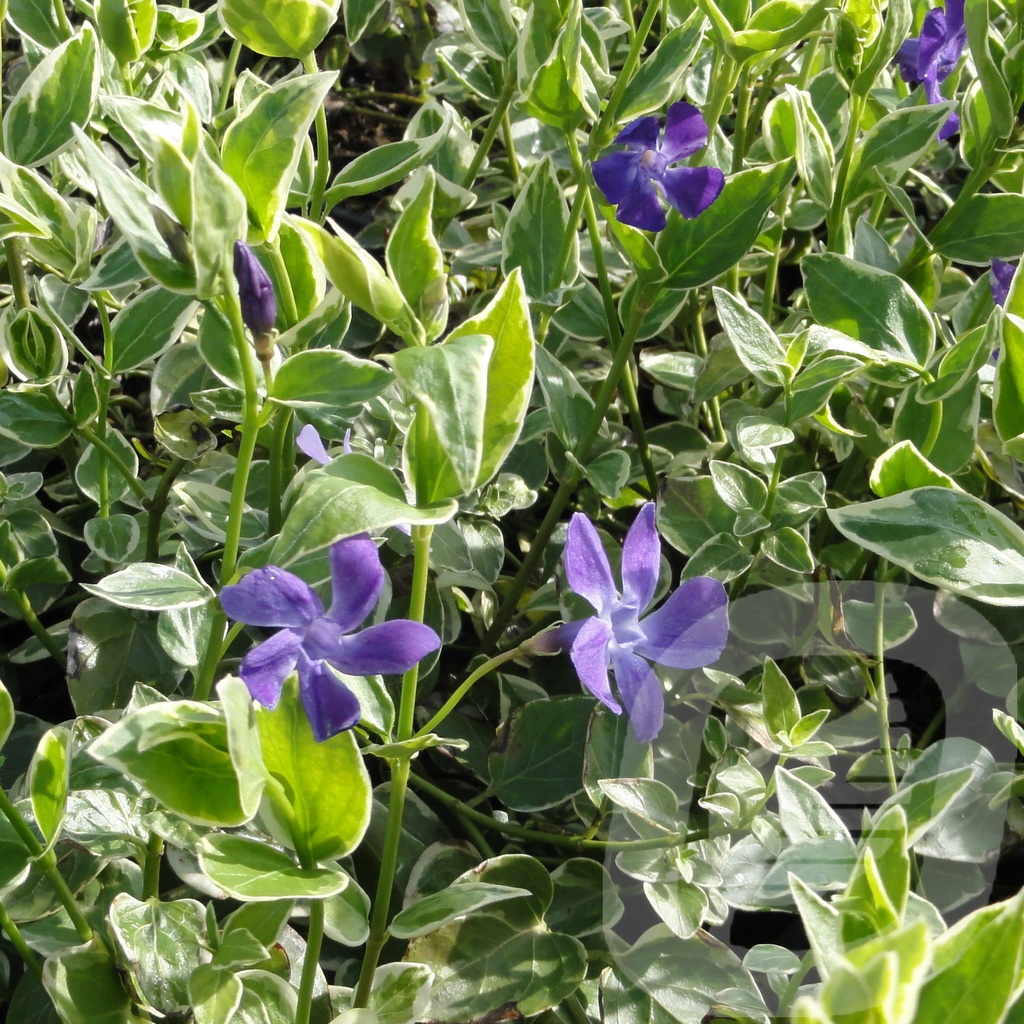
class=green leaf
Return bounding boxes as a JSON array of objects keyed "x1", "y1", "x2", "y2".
[
  {"x1": 761, "y1": 527, "x2": 815, "y2": 574},
  {"x1": 763, "y1": 86, "x2": 834, "y2": 207},
  {"x1": 95, "y1": 0, "x2": 156, "y2": 64},
  {"x1": 189, "y1": 965, "x2": 243, "y2": 1024},
  {"x1": 762, "y1": 659, "x2": 801, "y2": 744},
  {"x1": 41, "y1": 937, "x2": 134, "y2": 1024},
  {"x1": 534, "y1": 343, "x2": 594, "y2": 451},
  {"x1": 88, "y1": 701, "x2": 250, "y2": 826},
  {"x1": 965, "y1": 0, "x2": 1015, "y2": 140},
  {"x1": 995, "y1": 275, "x2": 1024, "y2": 443},
  {"x1": 829, "y1": 487, "x2": 1024, "y2": 605},
  {"x1": 457, "y1": 0, "x2": 517, "y2": 59},
  {"x1": 28, "y1": 725, "x2": 70, "y2": 849},
  {"x1": 0, "y1": 677, "x2": 14, "y2": 750},
  {"x1": 110, "y1": 287, "x2": 197, "y2": 373},
  {"x1": 222, "y1": 72, "x2": 336, "y2": 242},
  {"x1": 775, "y1": 766, "x2": 851, "y2": 844},
  {"x1": 323, "y1": 108, "x2": 454, "y2": 206},
  {"x1": 272, "y1": 454, "x2": 457, "y2": 566},
  {"x1": 657, "y1": 161, "x2": 794, "y2": 290},
  {"x1": 4, "y1": 26, "x2": 99, "y2": 167},
  {"x1": 618, "y1": 14, "x2": 705, "y2": 121},
  {"x1": 297, "y1": 217, "x2": 422, "y2": 345},
  {"x1": 0, "y1": 388, "x2": 72, "y2": 448},
  {"x1": 107, "y1": 894, "x2": 206, "y2": 1013},
  {"x1": 190, "y1": 144, "x2": 247, "y2": 299},
  {"x1": 343, "y1": 0, "x2": 388, "y2": 42},
  {"x1": 8, "y1": 0, "x2": 71, "y2": 48},
  {"x1": 802, "y1": 253, "x2": 934, "y2": 370},
  {"x1": 74, "y1": 128, "x2": 196, "y2": 292},
  {"x1": 369, "y1": 962, "x2": 434, "y2": 1024},
  {"x1": 489, "y1": 696, "x2": 594, "y2": 811},
  {"x1": 197, "y1": 833, "x2": 350, "y2": 900},
  {"x1": 931, "y1": 193, "x2": 1024, "y2": 263},
  {"x1": 712, "y1": 287, "x2": 788, "y2": 386},
  {"x1": 870, "y1": 440, "x2": 959, "y2": 497},
  {"x1": 390, "y1": 883, "x2": 533, "y2": 939},
  {"x1": 218, "y1": 0, "x2": 340, "y2": 58},
  {"x1": 81, "y1": 562, "x2": 214, "y2": 610},
  {"x1": 254, "y1": 674, "x2": 373, "y2": 862},
  {"x1": 502, "y1": 155, "x2": 576, "y2": 299},
  {"x1": 392, "y1": 334, "x2": 493, "y2": 493},
  {"x1": 270, "y1": 348, "x2": 391, "y2": 410}
]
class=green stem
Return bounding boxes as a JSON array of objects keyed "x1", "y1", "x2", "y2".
[
  {"x1": 142, "y1": 832, "x2": 164, "y2": 900},
  {"x1": 500, "y1": 104, "x2": 521, "y2": 186},
  {"x1": 761, "y1": 184, "x2": 792, "y2": 320},
  {"x1": 267, "y1": 407, "x2": 293, "y2": 537},
  {"x1": 730, "y1": 67, "x2": 752, "y2": 174},
  {"x1": 0, "y1": 788, "x2": 92, "y2": 943},
  {"x1": 0, "y1": 558, "x2": 67, "y2": 665},
  {"x1": 826, "y1": 87, "x2": 868, "y2": 252},
  {"x1": 94, "y1": 296, "x2": 115, "y2": 520},
  {"x1": 219, "y1": 294, "x2": 262, "y2": 589},
  {"x1": 295, "y1": 900, "x2": 325, "y2": 1024},
  {"x1": 217, "y1": 39, "x2": 243, "y2": 115},
  {"x1": 567, "y1": 132, "x2": 658, "y2": 496},
  {"x1": 919, "y1": 399, "x2": 943, "y2": 459},
  {"x1": 480, "y1": 286, "x2": 657, "y2": 654},
  {"x1": 3, "y1": 238, "x2": 31, "y2": 310},
  {"x1": 266, "y1": 238, "x2": 300, "y2": 328},
  {"x1": 145, "y1": 458, "x2": 186, "y2": 561},
  {"x1": 695, "y1": 53, "x2": 739, "y2": 161},
  {"x1": 74, "y1": 422, "x2": 148, "y2": 503},
  {"x1": 590, "y1": 0, "x2": 663, "y2": 151},
  {"x1": 0, "y1": 901, "x2": 43, "y2": 980},
  {"x1": 303, "y1": 53, "x2": 333, "y2": 223},
  {"x1": 409, "y1": 772, "x2": 710, "y2": 851},
  {"x1": 871, "y1": 566, "x2": 899, "y2": 796},
  {"x1": 414, "y1": 645, "x2": 526, "y2": 739},
  {"x1": 192, "y1": 608, "x2": 228, "y2": 703},
  {"x1": 546, "y1": 170, "x2": 588, "y2": 301},
  {"x1": 459, "y1": 72, "x2": 518, "y2": 192},
  {"x1": 354, "y1": 524, "x2": 434, "y2": 1007}
]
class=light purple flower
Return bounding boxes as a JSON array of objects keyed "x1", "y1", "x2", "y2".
[
  {"x1": 992, "y1": 259, "x2": 1016, "y2": 308},
  {"x1": 297, "y1": 423, "x2": 349, "y2": 464},
  {"x1": 591, "y1": 102, "x2": 725, "y2": 233},
  {"x1": 233, "y1": 240, "x2": 277, "y2": 338},
  {"x1": 220, "y1": 536, "x2": 440, "y2": 741},
  {"x1": 895, "y1": 0, "x2": 965, "y2": 139},
  {"x1": 542, "y1": 503, "x2": 729, "y2": 742}
]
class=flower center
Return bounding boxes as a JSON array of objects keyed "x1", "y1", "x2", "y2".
[
  {"x1": 640, "y1": 148, "x2": 660, "y2": 171},
  {"x1": 303, "y1": 616, "x2": 346, "y2": 661}
]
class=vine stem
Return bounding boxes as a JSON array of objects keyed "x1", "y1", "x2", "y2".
[
  {"x1": 872, "y1": 564, "x2": 899, "y2": 796},
  {"x1": 353, "y1": 524, "x2": 434, "y2": 1008},
  {"x1": 0, "y1": 787, "x2": 92, "y2": 943},
  {"x1": 295, "y1": 900, "x2": 325, "y2": 1024},
  {"x1": 825, "y1": 87, "x2": 868, "y2": 252},
  {"x1": 303, "y1": 52, "x2": 333, "y2": 224},
  {"x1": 0, "y1": 558, "x2": 65, "y2": 665},
  {"x1": 0, "y1": 901, "x2": 42, "y2": 980},
  {"x1": 145, "y1": 457, "x2": 186, "y2": 561},
  {"x1": 479, "y1": 286, "x2": 656, "y2": 654}
]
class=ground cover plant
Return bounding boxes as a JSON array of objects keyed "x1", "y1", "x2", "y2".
[{"x1": 0, "y1": 0, "x2": 1024, "y2": 1020}]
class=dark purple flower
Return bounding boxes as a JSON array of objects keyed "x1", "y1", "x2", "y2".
[
  {"x1": 541, "y1": 504, "x2": 728, "y2": 742},
  {"x1": 992, "y1": 259, "x2": 1016, "y2": 308},
  {"x1": 233, "y1": 240, "x2": 277, "y2": 338},
  {"x1": 895, "y1": 0, "x2": 966, "y2": 139},
  {"x1": 591, "y1": 102, "x2": 725, "y2": 233},
  {"x1": 220, "y1": 535, "x2": 440, "y2": 741}
]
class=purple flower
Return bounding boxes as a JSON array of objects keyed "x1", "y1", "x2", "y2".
[
  {"x1": 233, "y1": 240, "x2": 277, "y2": 338},
  {"x1": 543, "y1": 504, "x2": 729, "y2": 742},
  {"x1": 297, "y1": 423, "x2": 348, "y2": 464},
  {"x1": 220, "y1": 536, "x2": 440, "y2": 741},
  {"x1": 992, "y1": 259, "x2": 1016, "y2": 308},
  {"x1": 895, "y1": 0, "x2": 966, "y2": 139},
  {"x1": 591, "y1": 102, "x2": 725, "y2": 233}
]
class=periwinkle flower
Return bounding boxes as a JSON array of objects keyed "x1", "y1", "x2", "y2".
[
  {"x1": 539, "y1": 504, "x2": 729, "y2": 742},
  {"x1": 591, "y1": 102, "x2": 725, "y2": 233},
  {"x1": 220, "y1": 535, "x2": 440, "y2": 741},
  {"x1": 992, "y1": 259, "x2": 1016, "y2": 308},
  {"x1": 895, "y1": 0, "x2": 966, "y2": 139},
  {"x1": 233, "y1": 240, "x2": 277, "y2": 338}
]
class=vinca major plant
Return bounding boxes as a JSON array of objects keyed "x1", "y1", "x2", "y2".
[{"x1": 0, "y1": 0, "x2": 1022, "y2": 1022}]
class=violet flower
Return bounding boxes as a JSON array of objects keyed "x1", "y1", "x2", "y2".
[
  {"x1": 541, "y1": 504, "x2": 729, "y2": 742},
  {"x1": 233, "y1": 241, "x2": 277, "y2": 338},
  {"x1": 297, "y1": 423, "x2": 349, "y2": 464},
  {"x1": 895, "y1": 0, "x2": 966, "y2": 140},
  {"x1": 220, "y1": 535, "x2": 440, "y2": 741},
  {"x1": 992, "y1": 259, "x2": 1016, "y2": 308},
  {"x1": 591, "y1": 102, "x2": 725, "y2": 233}
]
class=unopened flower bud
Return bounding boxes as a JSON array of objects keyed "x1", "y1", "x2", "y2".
[{"x1": 233, "y1": 241, "x2": 277, "y2": 339}]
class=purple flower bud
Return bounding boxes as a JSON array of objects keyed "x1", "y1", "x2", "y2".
[
  {"x1": 992, "y1": 259, "x2": 1016, "y2": 308},
  {"x1": 233, "y1": 241, "x2": 277, "y2": 338}
]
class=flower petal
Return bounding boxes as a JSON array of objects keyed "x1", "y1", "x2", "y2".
[
  {"x1": 239, "y1": 629, "x2": 302, "y2": 707},
  {"x1": 570, "y1": 616, "x2": 621, "y2": 713},
  {"x1": 621, "y1": 503, "x2": 660, "y2": 614},
  {"x1": 299, "y1": 659, "x2": 361, "y2": 742},
  {"x1": 220, "y1": 567, "x2": 322, "y2": 628},
  {"x1": 918, "y1": 7, "x2": 949, "y2": 75},
  {"x1": 942, "y1": 0, "x2": 965, "y2": 35},
  {"x1": 592, "y1": 150, "x2": 643, "y2": 206},
  {"x1": 526, "y1": 619, "x2": 586, "y2": 655},
  {"x1": 327, "y1": 534, "x2": 385, "y2": 631},
  {"x1": 564, "y1": 513, "x2": 619, "y2": 617},
  {"x1": 660, "y1": 166, "x2": 725, "y2": 220},
  {"x1": 297, "y1": 424, "x2": 331, "y2": 465},
  {"x1": 614, "y1": 115, "x2": 660, "y2": 149},
  {"x1": 895, "y1": 37, "x2": 921, "y2": 83},
  {"x1": 636, "y1": 576, "x2": 729, "y2": 669},
  {"x1": 610, "y1": 647, "x2": 664, "y2": 743},
  {"x1": 328, "y1": 620, "x2": 440, "y2": 676},
  {"x1": 616, "y1": 182, "x2": 666, "y2": 232},
  {"x1": 992, "y1": 260, "x2": 1016, "y2": 308},
  {"x1": 660, "y1": 102, "x2": 710, "y2": 163},
  {"x1": 937, "y1": 109, "x2": 959, "y2": 140}
]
